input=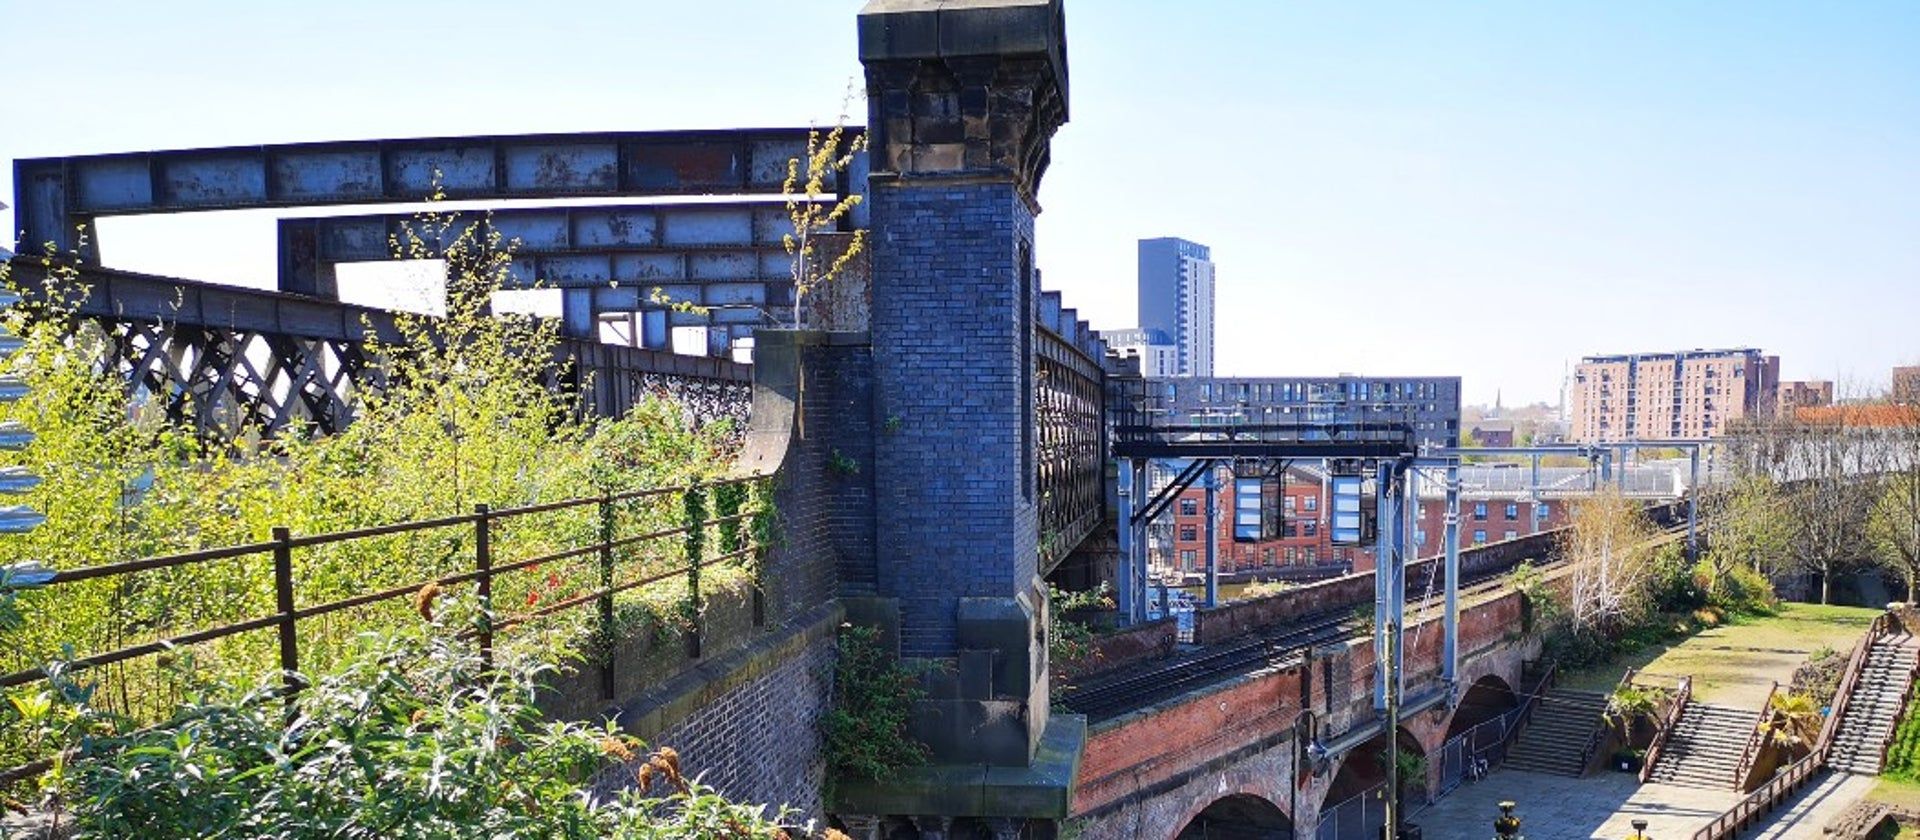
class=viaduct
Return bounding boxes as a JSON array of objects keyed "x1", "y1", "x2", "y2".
[{"x1": 4, "y1": 1, "x2": 1659, "y2": 837}]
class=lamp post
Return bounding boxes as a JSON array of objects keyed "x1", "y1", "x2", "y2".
[{"x1": 1493, "y1": 801, "x2": 1522, "y2": 840}]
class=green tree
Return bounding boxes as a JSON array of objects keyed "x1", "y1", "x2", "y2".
[
  {"x1": 1702, "y1": 474, "x2": 1791, "y2": 594},
  {"x1": 1869, "y1": 420, "x2": 1920, "y2": 602}
]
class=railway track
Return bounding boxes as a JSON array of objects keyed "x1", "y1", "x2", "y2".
[{"x1": 1060, "y1": 524, "x2": 1687, "y2": 722}]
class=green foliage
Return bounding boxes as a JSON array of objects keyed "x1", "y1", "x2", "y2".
[
  {"x1": 822, "y1": 624, "x2": 927, "y2": 783},
  {"x1": 0, "y1": 208, "x2": 737, "y2": 770},
  {"x1": 1884, "y1": 692, "x2": 1920, "y2": 783},
  {"x1": 1047, "y1": 583, "x2": 1112, "y2": 667},
  {"x1": 1605, "y1": 683, "x2": 1668, "y2": 735},
  {"x1": 1509, "y1": 561, "x2": 1560, "y2": 634},
  {"x1": 1647, "y1": 544, "x2": 1703, "y2": 613},
  {"x1": 827, "y1": 449, "x2": 860, "y2": 476},
  {"x1": 1698, "y1": 559, "x2": 1779, "y2": 617},
  {"x1": 1759, "y1": 690, "x2": 1821, "y2": 753},
  {"x1": 49, "y1": 608, "x2": 796, "y2": 838}
]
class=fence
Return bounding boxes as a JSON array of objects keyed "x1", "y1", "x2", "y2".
[
  {"x1": 1315, "y1": 783, "x2": 1385, "y2": 840},
  {"x1": 0, "y1": 473, "x2": 770, "y2": 788}
]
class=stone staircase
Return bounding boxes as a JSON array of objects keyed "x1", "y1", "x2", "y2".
[
  {"x1": 1506, "y1": 689, "x2": 1608, "y2": 777},
  {"x1": 1828, "y1": 636, "x2": 1919, "y2": 775},
  {"x1": 1646, "y1": 702, "x2": 1753, "y2": 789}
]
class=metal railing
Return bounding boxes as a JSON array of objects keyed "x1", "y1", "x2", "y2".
[
  {"x1": 1640, "y1": 675, "x2": 1693, "y2": 784},
  {"x1": 0, "y1": 474, "x2": 769, "y2": 787},
  {"x1": 1732, "y1": 681, "x2": 1782, "y2": 792},
  {"x1": 1431, "y1": 661, "x2": 1557, "y2": 798},
  {"x1": 1315, "y1": 782, "x2": 1386, "y2": 840}
]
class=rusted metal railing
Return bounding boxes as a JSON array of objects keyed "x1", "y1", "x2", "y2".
[{"x1": 0, "y1": 474, "x2": 769, "y2": 788}]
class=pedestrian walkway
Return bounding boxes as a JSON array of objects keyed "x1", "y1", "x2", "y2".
[
  {"x1": 1745, "y1": 772, "x2": 1877, "y2": 840},
  {"x1": 1413, "y1": 768, "x2": 1740, "y2": 839}
]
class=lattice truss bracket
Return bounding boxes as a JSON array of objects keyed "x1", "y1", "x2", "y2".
[{"x1": 1036, "y1": 325, "x2": 1105, "y2": 572}]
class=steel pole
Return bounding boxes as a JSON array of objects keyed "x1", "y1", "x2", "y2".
[
  {"x1": 1688, "y1": 447, "x2": 1700, "y2": 560},
  {"x1": 1444, "y1": 459, "x2": 1461, "y2": 687},
  {"x1": 1116, "y1": 457, "x2": 1137, "y2": 624},
  {"x1": 1203, "y1": 461, "x2": 1219, "y2": 609}
]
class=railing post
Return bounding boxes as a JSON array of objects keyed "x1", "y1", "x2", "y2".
[
  {"x1": 598, "y1": 492, "x2": 616, "y2": 701},
  {"x1": 474, "y1": 503, "x2": 493, "y2": 672},
  {"x1": 272, "y1": 526, "x2": 301, "y2": 719},
  {"x1": 683, "y1": 485, "x2": 706, "y2": 659}
]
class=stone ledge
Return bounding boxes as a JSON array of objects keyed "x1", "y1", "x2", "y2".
[
  {"x1": 612, "y1": 601, "x2": 844, "y2": 742},
  {"x1": 830, "y1": 713, "x2": 1086, "y2": 819}
]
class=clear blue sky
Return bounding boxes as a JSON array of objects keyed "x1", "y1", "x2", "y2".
[{"x1": 4, "y1": 0, "x2": 1915, "y2": 405}]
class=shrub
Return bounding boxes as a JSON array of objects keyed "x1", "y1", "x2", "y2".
[
  {"x1": 822, "y1": 624, "x2": 927, "y2": 783},
  {"x1": 38, "y1": 604, "x2": 796, "y2": 838}
]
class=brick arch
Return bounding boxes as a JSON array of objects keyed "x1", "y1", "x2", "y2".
[
  {"x1": 1170, "y1": 782, "x2": 1290, "y2": 838},
  {"x1": 1175, "y1": 791, "x2": 1294, "y2": 839}
]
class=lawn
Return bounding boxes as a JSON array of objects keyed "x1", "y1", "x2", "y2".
[{"x1": 1558, "y1": 603, "x2": 1880, "y2": 709}]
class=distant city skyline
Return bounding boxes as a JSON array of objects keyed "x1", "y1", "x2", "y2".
[{"x1": 1, "y1": 1, "x2": 1914, "y2": 405}]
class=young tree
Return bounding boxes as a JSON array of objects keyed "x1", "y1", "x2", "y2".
[
  {"x1": 1781, "y1": 412, "x2": 1885, "y2": 604},
  {"x1": 1562, "y1": 490, "x2": 1660, "y2": 634},
  {"x1": 1701, "y1": 473, "x2": 1792, "y2": 589},
  {"x1": 1869, "y1": 413, "x2": 1920, "y2": 602}
]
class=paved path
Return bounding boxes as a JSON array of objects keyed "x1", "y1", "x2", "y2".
[
  {"x1": 1408, "y1": 767, "x2": 1876, "y2": 840},
  {"x1": 1746, "y1": 772, "x2": 1877, "y2": 840},
  {"x1": 1411, "y1": 769, "x2": 1739, "y2": 840}
]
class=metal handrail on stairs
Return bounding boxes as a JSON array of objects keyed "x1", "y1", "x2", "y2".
[
  {"x1": 1640, "y1": 675, "x2": 1694, "y2": 784},
  {"x1": 1868, "y1": 631, "x2": 1920, "y2": 773},
  {"x1": 1731, "y1": 681, "x2": 1781, "y2": 793}
]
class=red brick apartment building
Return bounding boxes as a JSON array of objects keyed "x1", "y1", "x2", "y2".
[{"x1": 1569, "y1": 348, "x2": 1779, "y2": 441}]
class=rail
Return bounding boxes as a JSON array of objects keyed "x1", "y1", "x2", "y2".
[
  {"x1": 0, "y1": 473, "x2": 771, "y2": 788},
  {"x1": 1639, "y1": 675, "x2": 1693, "y2": 784},
  {"x1": 1872, "y1": 638, "x2": 1920, "y2": 774},
  {"x1": 1692, "y1": 612, "x2": 1890, "y2": 840},
  {"x1": 1430, "y1": 660, "x2": 1557, "y2": 799},
  {"x1": 1316, "y1": 782, "x2": 1386, "y2": 840},
  {"x1": 1582, "y1": 667, "x2": 1637, "y2": 775},
  {"x1": 1732, "y1": 681, "x2": 1782, "y2": 792}
]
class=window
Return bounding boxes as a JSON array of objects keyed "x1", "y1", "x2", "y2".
[
  {"x1": 1473, "y1": 502, "x2": 1488, "y2": 521},
  {"x1": 1262, "y1": 548, "x2": 1275, "y2": 567},
  {"x1": 1285, "y1": 547, "x2": 1298, "y2": 563},
  {"x1": 1284, "y1": 496, "x2": 1296, "y2": 512},
  {"x1": 1473, "y1": 530, "x2": 1487, "y2": 544},
  {"x1": 1179, "y1": 498, "x2": 1198, "y2": 515},
  {"x1": 1179, "y1": 525, "x2": 1198, "y2": 541},
  {"x1": 1536, "y1": 503, "x2": 1550, "y2": 519},
  {"x1": 1304, "y1": 548, "x2": 1317, "y2": 563},
  {"x1": 1505, "y1": 503, "x2": 1518, "y2": 520},
  {"x1": 1304, "y1": 496, "x2": 1318, "y2": 512},
  {"x1": 1179, "y1": 549, "x2": 1196, "y2": 567},
  {"x1": 1504, "y1": 530, "x2": 1518, "y2": 541},
  {"x1": 1415, "y1": 528, "x2": 1427, "y2": 546},
  {"x1": 1303, "y1": 521, "x2": 1318, "y2": 537}
]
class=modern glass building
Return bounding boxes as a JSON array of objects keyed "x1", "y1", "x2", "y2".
[{"x1": 1137, "y1": 237, "x2": 1214, "y2": 378}]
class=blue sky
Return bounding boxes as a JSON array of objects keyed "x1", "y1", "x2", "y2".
[{"x1": 3, "y1": 0, "x2": 1915, "y2": 405}]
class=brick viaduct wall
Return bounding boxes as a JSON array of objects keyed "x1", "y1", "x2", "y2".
[
  {"x1": 1069, "y1": 586, "x2": 1538, "y2": 839},
  {"x1": 575, "y1": 332, "x2": 872, "y2": 824}
]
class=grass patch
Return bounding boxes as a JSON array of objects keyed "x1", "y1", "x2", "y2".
[
  {"x1": 1873, "y1": 777, "x2": 1920, "y2": 811},
  {"x1": 1558, "y1": 603, "x2": 1879, "y2": 708}
]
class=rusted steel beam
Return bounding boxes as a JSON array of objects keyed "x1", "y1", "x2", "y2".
[
  {"x1": 276, "y1": 200, "x2": 821, "y2": 297},
  {"x1": 13, "y1": 128, "x2": 866, "y2": 258}
]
